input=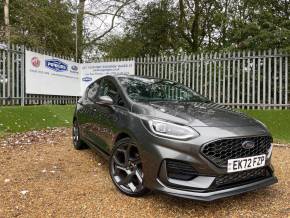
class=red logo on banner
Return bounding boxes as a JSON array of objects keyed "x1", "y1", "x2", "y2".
[{"x1": 31, "y1": 57, "x2": 40, "y2": 67}]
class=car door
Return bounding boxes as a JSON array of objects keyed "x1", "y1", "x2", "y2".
[
  {"x1": 90, "y1": 77, "x2": 128, "y2": 153},
  {"x1": 77, "y1": 80, "x2": 101, "y2": 143}
]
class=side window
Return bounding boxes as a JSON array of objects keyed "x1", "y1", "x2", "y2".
[
  {"x1": 87, "y1": 81, "x2": 100, "y2": 101},
  {"x1": 99, "y1": 79, "x2": 125, "y2": 106}
]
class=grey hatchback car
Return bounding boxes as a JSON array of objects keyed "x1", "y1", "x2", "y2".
[{"x1": 73, "y1": 75, "x2": 277, "y2": 201}]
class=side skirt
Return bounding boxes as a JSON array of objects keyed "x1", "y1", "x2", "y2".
[{"x1": 82, "y1": 137, "x2": 110, "y2": 161}]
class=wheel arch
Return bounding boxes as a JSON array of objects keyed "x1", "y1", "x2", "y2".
[
  {"x1": 113, "y1": 130, "x2": 141, "y2": 148},
  {"x1": 114, "y1": 132, "x2": 131, "y2": 144}
]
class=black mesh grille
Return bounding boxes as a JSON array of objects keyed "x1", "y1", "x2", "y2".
[
  {"x1": 166, "y1": 160, "x2": 197, "y2": 181},
  {"x1": 215, "y1": 167, "x2": 270, "y2": 188},
  {"x1": 201, "y1": 136, "x2": 272, "y2": 168}
]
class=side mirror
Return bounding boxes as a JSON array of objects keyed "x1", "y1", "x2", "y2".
[{"x1": 98, "y1": 96, "x2": 113, "y2": 105}]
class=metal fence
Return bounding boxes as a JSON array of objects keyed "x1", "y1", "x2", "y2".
[
  {"x1": 0, "y1": 43, "x2": 289, "y2": 108},
  {"x1": 0, "y1": 44, "x2": 78, "y2": 106},
  {"x1": 136, "y1": 50, "x2": 290, "y2": 109}
]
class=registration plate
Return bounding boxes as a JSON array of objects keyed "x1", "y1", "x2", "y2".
[{"x1": 227, "y1": 154, "x2": 266, "y2": 173}]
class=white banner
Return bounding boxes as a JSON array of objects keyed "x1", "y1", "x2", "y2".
[
  {"x1": 25, "y1": 51, "x2": 135, "y2": 96},
  {"x1": 80, "y1": 61, "x2": 135, "y2": 94},
  {"x1": 25, "y1": 51, "x2": 81, "y2": 96}
]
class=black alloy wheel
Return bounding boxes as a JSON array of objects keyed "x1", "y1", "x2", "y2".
[{"x1": 109, "y1": 138, "x2": 149, "y2": 196}]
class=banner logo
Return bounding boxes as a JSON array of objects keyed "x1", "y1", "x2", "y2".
[
  {"x1": 71, "y1": 65, "x2": 78, "y2": 71},
  {"x1": 45, "y1": 59, "x2": 68, "y2": 72},
  {"x1": 82, "y1": 77, "x2": 93, "y2": 82},
  {"x1": 31, "y1": 57, "x2": 40, "y2": 67}
]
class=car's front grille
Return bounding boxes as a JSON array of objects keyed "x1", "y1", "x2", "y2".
[
  {"x1": 201, "y1": 136, "x2": 272, "y2": 168},
  {"x1": 214, "y1": 167, "x2": 270, "y2": 188},
  {"x1": 166, "y1": 160, "x2": 197, "y2": 181}
]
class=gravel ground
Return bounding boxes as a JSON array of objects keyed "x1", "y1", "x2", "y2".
[{"x1": 0, "y1": 128, "x2": 289, "y2": 218}]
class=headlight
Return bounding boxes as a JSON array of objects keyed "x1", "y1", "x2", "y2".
[{"x1": 147, "y1": 119, "x2": 199, "y2": 140}]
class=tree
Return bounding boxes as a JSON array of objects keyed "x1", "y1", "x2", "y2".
[
  {"x1": 2, "y1": 0, "x2": 289, "y2": 58},
  {"x1": 98, "y1": 35, "x2": 142, "y2": 59},
  {"x1": 129, "y1": 0, "x2": 181, "y2": 56},
  {"x1": 100, "y1": 0, "x2": 290, "y2": 56},
  {"x1": 226, "y1": 0, "x2": 290, "y2": 51},
  {"x1": 81, "y1": 0, "x2": 137, "y2": 50},
  {"x1": 76, "y1": 0, "x2": 86, "y2": 60},
  {"x1": 4, "y1": 0, "x2": 9, "y2": 41},
  {"x1": 3, "y1": 0, "x2": 75, "y2": 56},
  {"x1": 0, "y1": 1, "x2": 6, "y2": 41},
  {"x1": 98, "y1": 0, "x2": 181, "y2": 58}
]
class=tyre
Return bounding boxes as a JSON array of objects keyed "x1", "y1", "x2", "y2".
[
  {"x1": 109, "y1": 138, "x2": 150, "y2": 197},
  {"x1": 72, "y1": 120, "x2": 87, "y2": 150}
]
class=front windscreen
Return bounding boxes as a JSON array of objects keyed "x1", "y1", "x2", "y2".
[{"x1": 118, "y1": 77, "x2": 209, "y2": 103}]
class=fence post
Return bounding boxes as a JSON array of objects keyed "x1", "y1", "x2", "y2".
[
  {"x1": 11, "y1": 43, "x2": 15, "y2": 105},
  {"x1": 268, "y1": 49, "x2": 272, "y2": 109},
  {"x1": 7, "y1": 43, "x2": 11, "y2": 105},
  {"x1": 20, "y1": 45, "x2": 25, "y2": 106},
  {"x1": 2, "y1": 46, "x2": 6, "y2": 105},
  {"x1": 237, "y1": 51, "x2": 241, "y2": 109}
]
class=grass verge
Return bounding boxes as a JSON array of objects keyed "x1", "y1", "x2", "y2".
[
  {"x1": 242, "y1": 109, "x2": 290, "y2": 144},
  {"x1": 0, "y1": 105, "x2": 75, "y2": 137},
  {"x1": 0, "y1": 105, "x2": 289, "y2": 143}
]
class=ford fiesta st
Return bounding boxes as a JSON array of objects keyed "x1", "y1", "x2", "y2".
[{"x1": 72, "y1": 75, "x2": 277, "y2": 201}]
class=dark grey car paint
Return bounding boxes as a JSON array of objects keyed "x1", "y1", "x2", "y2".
[
  {"x1": 74, "y1": 75, "x2": 277, "y2": 201},
  {"x1": 132, "y1": 101, "x2": 260, "y2": 127}
]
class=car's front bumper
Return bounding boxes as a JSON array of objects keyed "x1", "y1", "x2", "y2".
[
  {"x1": 155, "y1": 175, "x2": 278, "y2": 201},
  {"x1": 130, "y1": 119, "x2": 277, "y2": 201}
]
